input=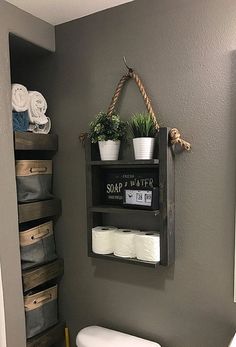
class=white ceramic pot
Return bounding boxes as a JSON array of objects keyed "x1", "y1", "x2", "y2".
[
  {"x1": 98, "y1": 140, "x2": 120, "y2": 161},
  {"x1": 133, "y1": 137, "x2": 155, "y2": 160}
]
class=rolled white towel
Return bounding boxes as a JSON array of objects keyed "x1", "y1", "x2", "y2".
[
  {"x1": 28, "y1": 117, "x2": 51, "y2": 134},
  {"x1": 28, "y1": 91, "x2": 48, "y2": 125},
  {"x1": 12, "y1": 84, "x2": 29, "y2": 112}
]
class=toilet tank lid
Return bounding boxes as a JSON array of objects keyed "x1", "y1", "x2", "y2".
[{"x1": 76, "y1": 326, "x2": 161, "y2": 347}]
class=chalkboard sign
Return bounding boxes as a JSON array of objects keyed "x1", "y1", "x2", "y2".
[{"x1": 103, "y1": 168, "x2": 158, "y2": 205}]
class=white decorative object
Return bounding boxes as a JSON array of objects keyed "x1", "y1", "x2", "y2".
[
  {"x1": 92, "y1": 226, "x2": 117, "y2": 255},
  {"x1": 135, "y1": 232, "x2": 160, "y2": 262},
  {"x1": 76, "y1": 326, "x2": 161, "y2": 347},
  {"x1": 98, "y1": 140, "x2": 120, "y2": 161},
  {"x1": 113, "y1": 229, "x2": 139, "y2": 258},
  {"x1": 133, "y1": 137, "x2": 155, "y2": 160},
  {"x1": 229, "y1": 333, "x2": 236, "y2": 347},
  {"x1": 12, "y1": 84, "x2": 29, "y2": 112}
]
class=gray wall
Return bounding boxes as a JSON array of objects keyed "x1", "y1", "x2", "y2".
[
  {"x1": 0, "y1": 1, "x2": 55, "y2": 346},
  {"x1": 50, "y1": 0, "x2": 236, "y2": 346}
]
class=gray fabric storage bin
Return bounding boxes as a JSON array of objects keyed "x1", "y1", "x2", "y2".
[
  {"x1": 20, "y1": 221, "x2": 57, "y2": 269},
  {"x1": 24, "y1": 285, "x2": 58, "y2": 339},
  {"x1": 16, "y1": 160, "x2": 53, "y2": 202}
]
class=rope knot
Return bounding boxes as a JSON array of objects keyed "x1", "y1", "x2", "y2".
[{"x1": 169, "y1": 128, "x2": 191, "y2": 151}]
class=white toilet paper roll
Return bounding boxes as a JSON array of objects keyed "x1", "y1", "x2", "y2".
[
  {"x1": 92, "y1": 226, "x2": 117, "y2": 255},
  {"x1": 114, "y1": 229, "x2": 140, "y2": 258},
  {"x1": 135, "y1": 232, "x2": 160, "y2": 262}
]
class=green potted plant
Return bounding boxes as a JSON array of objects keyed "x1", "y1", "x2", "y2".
[
  {"x1": 129, "y1": 112, "x2": 158, "y2": 160},
  {"x1": 89, "y1": 112, "x2": 127, "y2": 160}
]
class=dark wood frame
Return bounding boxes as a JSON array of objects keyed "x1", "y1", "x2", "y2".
[{"x1": 85, "y1": 127, "x2": 175, "y2": 267}]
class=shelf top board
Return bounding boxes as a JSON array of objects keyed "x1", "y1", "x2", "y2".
[
  {"x1": 90, "y1": 252, "x2": 159, "y2": 268},
  {"x1": 22, "y1": 258, "x2": 64, "y2": 292},
  {"x1": 89, "y1": 159, "x2": 159, "y2": 167},
  {"x1": 90, "y1": 205, "x2": 160, "y2": 216},
  {"x1": 14, "y1": 131, "x2": 58, "y2": 151},
  {"x1": 18, "y1": 198, "x2": 62, "y2": 223}
]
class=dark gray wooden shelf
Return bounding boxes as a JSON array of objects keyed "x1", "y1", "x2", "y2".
[
  {"x1": 14, "y1": 131, "x2": 58, "y2": 151},
  {"x1": 91, "y1": 252, "x2": 159, "y2": 268},
  {"x1": 89, "y1": 159, "x2": 159, "y2": 167},
  {"x1": 18, "y1": 198, "x2": 62, "y2": 223},
  {"x1": 85, "y1": 127, "x2": 175, "y2": 267},
  {"x1": 27, "y1": 321, "x2": 65, "y2": 347},
  {"x1": 90, "y1": 205, "x2": 160, "y2": 216},
  {"x1": 22, "y1": 259, "x2": 64, "y2": 292}
]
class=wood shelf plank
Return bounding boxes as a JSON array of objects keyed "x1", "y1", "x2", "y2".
[
  {"x1": 90, "y1": 252, "x2": 159, "y2": 268},
  {"x1": 14, "y1": 132, "x2": 58, "y2": 151},
  {"x1": 22, "y1": 259, "x2": 64, "y2": 292},
  {"x1": 89, "y1": 159, "x2": 159, "y2": 167},
  {"x1": 90, "y1": 205, "x2": 160, "y2": 216},
  {"x1": 27, "y1": 321, "x2": 65, "y2": 347},
  {"x1": 18, "y1": 198, "x2": 62, "y2": 223}
]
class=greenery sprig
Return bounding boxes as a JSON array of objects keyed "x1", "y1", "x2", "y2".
[
  {"x1": 89, "y1": 112, "x2": 127, "y2": 143},
  {"x1": 129, "y1": 112, "x2": 158, "y2": 138}
]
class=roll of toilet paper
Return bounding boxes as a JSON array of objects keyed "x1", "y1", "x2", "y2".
[
  {"x1": 113, "y1": 229, "x2": 140, "y2": 258},
  {"x1": 135, "y1": 232, "x2": 160, "y2": 262},
  {"x1": 92, "y1": 226, "x2": 117, "y2": 255}
]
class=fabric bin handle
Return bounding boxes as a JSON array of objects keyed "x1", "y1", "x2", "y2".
[
  {"x1": 20, "y1": 221, "x2": 53, "y2": 247},
  {"x1": 31, "y1": 228, "x2": 50, "y2": 240},
  {"x1": 24, "y1": 285, "x2": 57, "y2": 311},
  {"x1": 30, "y1": 167, "x2": 48, "y2": 174},
  {"x1": 33, "y1": 293, "x2": 52, "y2": 305},
  {"x1": 25, "y1": 294, "x2": 52, "y2": 311}
]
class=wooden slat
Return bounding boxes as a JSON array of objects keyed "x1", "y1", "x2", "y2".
[
  {"x1": 90, "y1": 159, "x2": 159, "y2": 167},
  {"x1": 159, "y1": 127, "x2": 175, "y2": 266},
  {"x1": 90, "y1": 252, "x2": 159, "y2": 268},
  {"x1": 18, "y1": 199, "x2": 62, "y2": 223},
  {"x1": 27, "y1": 321, "x2": 65, "y2": 347},
  {"x1": 22, "y1": 259, "x2": 64, "y2": 292},
  {"x1": 90, "y1": 205, "x2": 160, "y2": 216},
  {"x1": 14, "y1": 132, "x2": 58, "y2": 151}
]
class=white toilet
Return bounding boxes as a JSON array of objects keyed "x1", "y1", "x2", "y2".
[{"x1": 76, "y1": 326, "x2": 161, "y2": 347}]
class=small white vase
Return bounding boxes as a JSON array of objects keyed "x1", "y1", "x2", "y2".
[
  {"x1": 133, "y1": 137, "x2": 155, "y2": 160},
  {"x1": 98, "y1": 140, "x2": 120, "y2": 161}
]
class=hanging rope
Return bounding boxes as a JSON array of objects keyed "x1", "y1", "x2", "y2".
[
  {"x1": 80, "y1": 58, "x2": 191, "y2": 151},
  {"x1": 106, "y1": 58, "x2": 191, "y2": 151},
  {"x1": 107, "y1": 73, "x2": 131, "y2": 117},
  {"x1": 107, "y1": 69, "x2": 159, "y2": 130}
]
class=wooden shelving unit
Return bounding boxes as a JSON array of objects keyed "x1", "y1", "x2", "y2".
[
  {"x1": 13, "y1": 131, "x2": 64, "y2": 347},
  {"x1": 85, "y1": 127, "x2": 175, "y2": 267}
]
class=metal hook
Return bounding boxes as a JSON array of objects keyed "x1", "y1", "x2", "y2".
[{"x1": 123, "y1": 56, "x2": 133, "y2": 73}]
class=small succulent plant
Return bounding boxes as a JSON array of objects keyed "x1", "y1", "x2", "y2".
[{"x1": 89, "y1": 112, "x2": 127, "y2": 143}]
